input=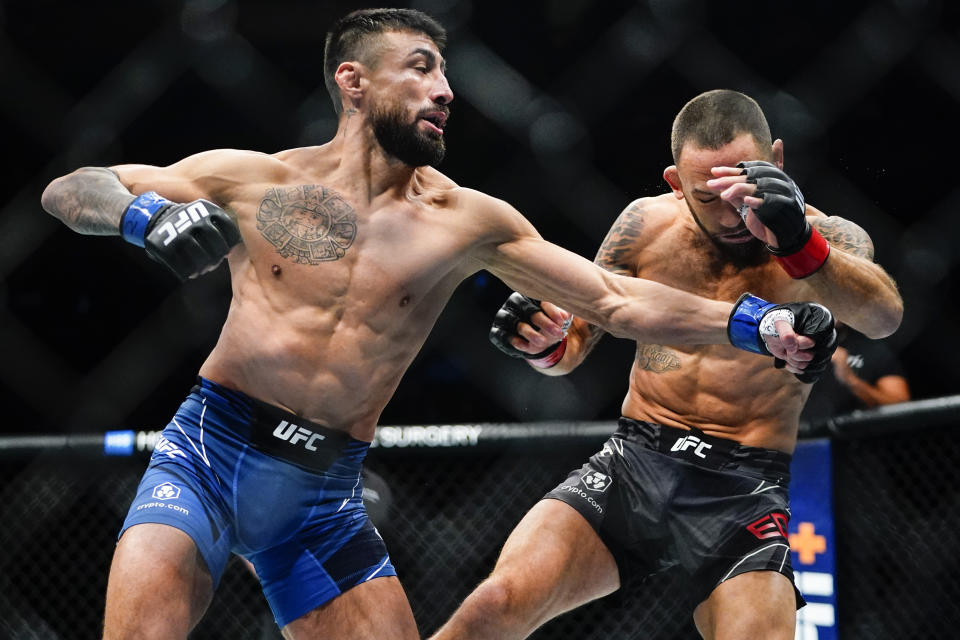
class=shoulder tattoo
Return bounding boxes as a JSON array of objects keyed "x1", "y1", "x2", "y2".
[
  {"x1": 257, "y1": 185, "x2": 358, "y2": 264},
  {"x1": 811, "y1": 216, "x2": 874, "y2": 260},
  {"x1": 635, "y1": 344, "x2": 681, "y2": 373},
  {"x1": 593, "y1": 201, "x2": 646, "y2": 276}
]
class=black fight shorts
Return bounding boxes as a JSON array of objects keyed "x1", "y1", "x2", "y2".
[{"x1": 544, "y1": 418, "x2": 806, "y2": 611}]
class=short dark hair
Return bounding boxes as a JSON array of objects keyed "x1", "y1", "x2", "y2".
[
  {"x1": 323, "y1": 8, "x2": 447, "y2": 114},
  {"x1": 670, "y1": 90, "x2": 772, "y2": 164}
]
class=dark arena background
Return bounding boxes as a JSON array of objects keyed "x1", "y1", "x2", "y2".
[{"x1": 2, "y1": 1, "x2": 960, "y2": 638}]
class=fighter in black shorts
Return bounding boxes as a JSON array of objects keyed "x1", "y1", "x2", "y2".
[
  {"x1": 431, "y1": 90, "x2": 902, "y2": 639},
  {"x1": 545, "y1": 418, "x2": 804, "y2": 611}
]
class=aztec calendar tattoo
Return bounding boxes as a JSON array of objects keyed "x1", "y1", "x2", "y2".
[{"x1": 256, "y1": 185, "x2": 358, "y2": 264}]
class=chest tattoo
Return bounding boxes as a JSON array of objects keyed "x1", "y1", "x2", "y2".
[
  {"x1": 635, "y1": 344, "x2": 681, "y2": 373},
  {"x1": 257, "y1": 185, "x2": 357, "y2": 264}
]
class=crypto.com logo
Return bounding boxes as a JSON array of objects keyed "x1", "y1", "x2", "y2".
[{"x1": 152, "y1": 482, "x2": 181, "y2": 500}]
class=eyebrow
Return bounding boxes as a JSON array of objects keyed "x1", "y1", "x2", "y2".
[{"x1": 409, "y1": 47, "x2": 446, "y2": 72}]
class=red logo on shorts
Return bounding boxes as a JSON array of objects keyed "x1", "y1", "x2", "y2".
[{"x1": 746, "y1": 512, "x2": 788, "y2": 540}]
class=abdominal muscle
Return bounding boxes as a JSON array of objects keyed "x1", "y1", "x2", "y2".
[
  {"x1": 620, "y1": 343, "x2": 811, "y2": 454},
  {"x1": 197, "y1": 268, "x2": 449, "y2": 443}
]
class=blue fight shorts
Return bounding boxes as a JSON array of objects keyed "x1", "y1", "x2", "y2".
[{"x1": 120, "y1": 377, "x2": 396, "y2": 627}]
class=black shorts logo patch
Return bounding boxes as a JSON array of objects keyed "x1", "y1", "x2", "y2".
[
  {"x1": 580, "y1": 471, "x2": 612, "y2": 492},
  {"x1": 746, "y1": 511, "x2": 788, "y2": 540}
]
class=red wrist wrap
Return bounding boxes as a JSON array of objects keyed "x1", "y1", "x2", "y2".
[
  {"x1": 775, "y1": 228, "x2": 830, "y2": 278},
  {"x1": 528, "y1": 337, "x2": 567, "y2": 369}
]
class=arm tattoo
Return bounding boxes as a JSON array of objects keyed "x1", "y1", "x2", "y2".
[
  {"x1": 635, "y1": 344, "x2": 681, "y2": 373},
  {"x1": 257, "y1": 184, "x2": 358, "y2": 264},
  {"x1": 812, "y1": 216, "x2": 874, "y2": 260},
  {"x1": 593, "y1": 201, "x2": 645, "y2": 276},
  {"x1": 43, "y1": 167, "x2": 134, "y2": 235},
  {"x1": 577, "y1": 201, "x2": 647, "y2": 354}
]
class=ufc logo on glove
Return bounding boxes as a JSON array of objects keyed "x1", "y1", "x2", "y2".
[{"x1": 154, "y1": 202, "x2": 211, "y2": 246}]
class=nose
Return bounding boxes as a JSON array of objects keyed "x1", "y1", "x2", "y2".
[
  {"x1": 718, "y1": 202, "x2": 742, "y2": 229},
  {"x1": 432, "y1": 73, "x2": 453, "y2": 105}
]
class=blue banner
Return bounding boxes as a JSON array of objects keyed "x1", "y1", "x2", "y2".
[{"x1": 789, "y1": 438, "x2": 838, "y2": 639}]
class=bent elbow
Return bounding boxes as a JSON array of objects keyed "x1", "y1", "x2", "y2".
[
  {"x1": 40, "y1": 177, "x2": 64, "y2": 217},
  {"x1": 41, "y1": 168, "x2": 92, "y2": 219},
  {"x1": 862, "y1": 300, "x2": 904, "y2": 339}
]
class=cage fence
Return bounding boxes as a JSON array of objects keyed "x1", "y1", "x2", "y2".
[{"x1": 1, "y1": 399, "x2": 958, "y2": 639}]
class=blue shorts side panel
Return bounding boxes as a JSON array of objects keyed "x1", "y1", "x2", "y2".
[
  {"x1": 120, "y1": 460, "x2": 234, "y2": 585},
  {"x1": 252, "y1": 517, "x2": 398, "y2": 627}
]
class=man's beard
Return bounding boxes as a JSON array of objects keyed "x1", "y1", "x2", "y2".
[
  {"x1": 687, "y1": 203, "x2": 768, "y2": 268},
  {"x1": 371, "y1": 101, "x2": 447, "y2": 168}
]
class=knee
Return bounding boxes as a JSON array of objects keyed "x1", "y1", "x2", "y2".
[
  {"x1": 467, "y1": 573, "x2": 538, "y2": 625},
  {"x1": 471, "y1": 576, "x2": 514, "y2": 614}
]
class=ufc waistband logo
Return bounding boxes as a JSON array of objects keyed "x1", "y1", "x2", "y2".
[
  {"x1": 670, "y1": 434, "x2": 713, "y2": 458},
  {"x1": 273, "y1": 420, "x2": 326, "y2": 451},
  {"x1": 156, "y1": 203, "x2": 210, "y2": 246},
  {"x1": 747, "y1": 512, "x2": 789, "y2": 540}
]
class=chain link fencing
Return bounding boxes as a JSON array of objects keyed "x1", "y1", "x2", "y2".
[{"x1": 1, "y1": 400, "x2": 957, "y2": 639}]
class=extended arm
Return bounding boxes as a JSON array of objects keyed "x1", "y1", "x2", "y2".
[
  {"x1": 492, "y1": 200, "x2": 646, "y2": 376},
  {"x1": 474, "y1": 195, "x2": 839, "y2": 381},
  {"x1": 485, "y1": 232, "x2": 733, "y2": 345}
]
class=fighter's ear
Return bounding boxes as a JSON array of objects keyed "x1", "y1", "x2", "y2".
[
  {"x1": 772, "y1": 139, "x2": 784, "y2": 170},
  {"x1": 663, "y1": 166, "x2": 684, "y2": 199},
  {"x1": 336, "y1": 61, "x2": 365, "y2": 106}
]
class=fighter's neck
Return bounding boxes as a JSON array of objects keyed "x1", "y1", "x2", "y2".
[{"x1": 326, "y1": 116, "x2": 419, "y2": 202}]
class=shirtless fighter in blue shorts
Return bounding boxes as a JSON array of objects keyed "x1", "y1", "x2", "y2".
[
  {"x1": 431, "y1": 90, "x2": 903, "y2": 640},
  {"x1": 42, "y1": 11, "x2": 837, "y2": 638}
]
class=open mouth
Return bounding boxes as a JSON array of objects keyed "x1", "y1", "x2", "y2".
[{"x1": 419, "y1": 110, "x2": 448, "y2": 135}]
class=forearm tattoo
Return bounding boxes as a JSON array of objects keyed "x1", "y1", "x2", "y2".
[
  {"x1": 635, "y1": 344, "x2": 681, "y2": 373},
  {"x1": 257, "y1": 184, "x2": 358, "y2": 264},
  {"x1": 45, "y1": 167, "x2": 133, "y2": 235},
  {"x1": 812, "y1": 216, "x2": 874, "y2": 260}
]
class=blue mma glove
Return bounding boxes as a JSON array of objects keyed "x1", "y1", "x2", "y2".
[
  {"x1": 728, "y1": 293, "x2": 837, "y2": 383},
  {"x1": 120, "y1": 191, "x2": 241, "y2": 280}
]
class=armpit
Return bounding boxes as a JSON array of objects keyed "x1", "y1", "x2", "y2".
[{"x1": 811, "y1": 216, "x2": 874, "y2": 260}]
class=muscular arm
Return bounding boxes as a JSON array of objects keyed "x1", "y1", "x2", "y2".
[
  {"x1": 42, "y1": 151, "x2": 250, "y2": 279},
  {"x1": 41, "y1": 167, "x2": 136, "y2": 234},
  {"x1": 42, "y1": 149, "x2": 255, "y2": 232},
  {"x1": 475, "y1": 198, "x2": 733, "y2": 347},
  {"x1": 536, "y1": 200, "x2": 646, "y2": 376},
  {"x1": 798, "y1": 211, "x2": 903, "y2": 339}
]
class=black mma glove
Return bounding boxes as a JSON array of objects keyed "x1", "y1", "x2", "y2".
[
  {"x1": 737, "y1": 161, "x2": 830, "y2": 278},
  {"x1": 489, "y1": 292, "x2": 568, "y2": 369},
  {"x1": 120, "y1": 191, "x2": 242, "y2": 280},
  {"x1": 728, "y1": 293, "x2": 837, "y2": 383}
]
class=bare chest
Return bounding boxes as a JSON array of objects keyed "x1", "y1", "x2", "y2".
[
  {"x1": 635, "y1": 230, "x2": 793, "y2": 303},
  {"x1": 232, "y1": 183, "x2": 473, "y2": 312}
]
